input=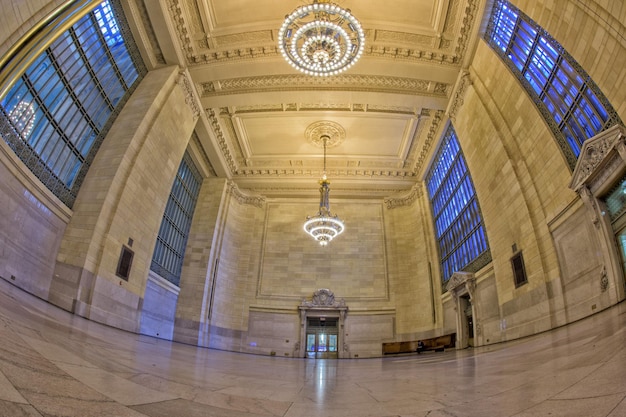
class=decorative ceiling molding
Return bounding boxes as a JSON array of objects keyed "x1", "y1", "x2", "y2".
[
  {"x1": 447, "y1": 70, "x2": 471, "y2": 121},
  {"x1": 455, "y1": 0, "x2": 479, "y2": 58},
  {"x1": 229, "y1": 103, "x2": 420, "y2": 115},
  {"x1": 412, "y1": 110, "x2": 446, "y2": 176},
  {"x1": 227, "y1": 180, "x2": 265, "y2": 208},
  {"x1": 305, "y1": 121, "x2": 346, "y2": 148},
  {"x1": 239, "y1": 185, "x2": 412, "y2": 197},
  {"x1": 164, "y1": 0, "x2": 478, "y2": 67},
  {"x1": 384, "y1": 183, "x2": 423, "y2": 209},
  {"x1": 176, "y1": 70, "x2": 201, "y2": 119},
  {"x1": 201, "y1": 74, "x2": 450, "y2": 97},
  {"x1": 207, "y1": 109, "x2": 237, "y2": 174},
  {"x1": 234, "y1": 166, "x2": 416, "y2": 179}
]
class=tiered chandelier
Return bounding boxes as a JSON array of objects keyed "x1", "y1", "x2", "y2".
[
  {"x1": 278, "y1": 0, "x2": 365, "y2": 76},
  {"x1": 304, "y1": 135, "x2": 345, "y2": 246}
]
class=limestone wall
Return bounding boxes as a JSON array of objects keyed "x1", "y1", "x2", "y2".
[{"x1": 51, "y1": 66, "x2": 198, "y2": 331}]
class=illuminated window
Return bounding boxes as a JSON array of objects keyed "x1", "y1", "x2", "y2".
[
  {"x1": 0, "y1": 0, "x2": 146, "y2": 207},
  {"x1": 151, "y1": 152, "x2": 203, "y2": 286},
  {"x1": 485, "y1": 0, "x2": 622, "y2": 168},
  {"x1": 426, "y1": 125, "x2": 491, "y2": 285}
]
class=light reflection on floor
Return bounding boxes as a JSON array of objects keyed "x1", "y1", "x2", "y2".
[{"x1": 0, "y1": 278, "x2": 624, "y2": 417}]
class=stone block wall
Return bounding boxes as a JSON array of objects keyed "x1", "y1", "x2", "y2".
[{"x1": 51, "y1": 66, "x2": 198, "y2": 331}]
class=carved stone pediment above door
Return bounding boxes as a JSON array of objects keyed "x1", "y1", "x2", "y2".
[{"x1": 298, "y1": 289, "x2": 348, "y2": 359}]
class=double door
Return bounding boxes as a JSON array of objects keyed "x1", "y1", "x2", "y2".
[{"x1": 306, "y1": 317, "x2": 338, "y2": 359}]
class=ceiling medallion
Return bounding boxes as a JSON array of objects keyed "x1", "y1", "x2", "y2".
[
  {"x1": 278, "y1": 0, "x2": 365, "y2": 76},
  {"x1": 305, "y1": 120, "x2": 345, "y2": 148}
]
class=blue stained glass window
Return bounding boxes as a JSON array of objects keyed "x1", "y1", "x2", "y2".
[
  {"x1": 485, "y1": 0, "x2": 621, "y2": 167},
  {"x1": 0, "y1": 0, "x2": 145, "y2": 207},
  {"x1": 151, "y1": 151, "x2": 203, "y2": 287},
  {"x1": 426, "y1": 126, "x2": 491, "y2": 285}
]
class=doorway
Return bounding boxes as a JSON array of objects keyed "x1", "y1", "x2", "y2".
[
  {"x1": 306, "y1": 317, "x2": 338, "y2": 359},
  {"x1": 462, "y1": 295, "x2": 474, "y2": 347}
]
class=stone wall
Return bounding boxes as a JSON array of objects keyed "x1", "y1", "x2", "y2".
[{"x1": 51, "y1": 66, "x2": 198, "y2": 331}]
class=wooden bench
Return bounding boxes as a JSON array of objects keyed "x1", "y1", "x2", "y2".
[{"x1": 382, "y1": 334, "x2": 455, "y2": 355}]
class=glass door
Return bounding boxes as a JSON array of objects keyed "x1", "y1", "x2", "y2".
[{"x1": 305, "y1": 317, "x2": 338, "y2": 359}]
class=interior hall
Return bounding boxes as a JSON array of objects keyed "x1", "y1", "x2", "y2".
[{"x1": 0, "y1": 0, "x2": 624, "y2": 416}]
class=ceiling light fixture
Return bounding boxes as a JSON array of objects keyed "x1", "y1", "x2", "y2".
[
  {"x1": 278, "y1": 0, "x2": 365, "y2": 77},
  {"x1": 304, "y1": 135, "x2": 345, "y2": 246}
]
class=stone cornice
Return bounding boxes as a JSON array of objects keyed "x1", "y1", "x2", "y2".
[
  {"x1": 413, "y1": 110, "x2": 446, "y2": 176},
  {"x1": 227, "y1": 180, "x2": 265, "y2": 208},
  {"x1": 447, "y1": 70, "x2": 471, "y2": 121},
  {"x1": 164, "y1": 1, "x2": 474, "y2": 67},
  {"x1": 176, "y1": 70, "x2": 201, "y2": 119},
  {"x1": 207, "y1": 109, "x2": 237, "y2": 175},
  {"x1": 201, "y1": 74, "x2": 450, "y2": 98},
  {"x1": 384, "y1": 183, "x2": 423, "y2": 209}
]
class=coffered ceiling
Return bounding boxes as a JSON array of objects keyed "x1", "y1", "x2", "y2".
[{"x1": 125, "y1": 0, "x2": 485, "y2": 198}]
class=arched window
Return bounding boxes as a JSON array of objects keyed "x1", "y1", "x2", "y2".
[
  {"x1": 485, "y1": 0, "x2": 622, "y2": 169},
  {"x1": 151, "y1": 151, "x2": 203, "y2": 286},
  {"x1": 426, "y1": 125, "x2": 491, "y2": 285},
  {"x1": 0, "y1": 0, "x2": 146, "y2": 207}
]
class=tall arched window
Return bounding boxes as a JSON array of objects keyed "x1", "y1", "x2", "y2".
[
  {"x1": 426, "y1": 125, "x2": 491, "y2": 285},
  {"x1": 151, "y1": 151, "x2": 203, "y2": 286},
  {"x1": 485, "y1": 0, "x2": 622, "y2": 169},
  {"x1": 0, "y1": 0, "x2": 146, "y2": 207}
]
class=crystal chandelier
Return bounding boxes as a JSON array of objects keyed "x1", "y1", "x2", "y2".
[
  {"x1": 304, "y1": 135, "x2": 345, "y2": 246},
  {"x1": 278, "y1": 0, "x2": 365, "y2": 76}
]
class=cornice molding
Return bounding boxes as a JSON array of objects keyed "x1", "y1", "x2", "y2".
[
  {"x1": 164, "y1": 0, "x2": 478, "y2": 68},
  {"x1": 207, "y1": 109, "x2": 237, "y2": 174},
  {"x1": 227, "y1": 180, "x2": 265, "y2": 208},
  {"x1": 413, "y1": 110, "x2": 446, "y2": 176},
  {"x1": 384, "y1": 183, "x2": 423, "y2": 209},
  {"x1": 176, "y1": 70, "x2": 201, "y2": 119},
  {"x1": 447, "y1": 70, "x2": 472, "y2": 121},
  {"x1": 201, "y1": 74, "x2": 450, "y2": 97}
]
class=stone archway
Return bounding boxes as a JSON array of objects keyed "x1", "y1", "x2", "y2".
[{"x1": 446, "y1": 272, "x2": 477, "y2": 349}]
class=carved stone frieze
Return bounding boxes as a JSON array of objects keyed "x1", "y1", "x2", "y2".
[
  {"x1": 200, "y1": 75, "x2": 448, "y2": 97},
  {"x1": 384, "y1": 183, "x2": 423, "y2": 209},
  {"x1": 207, "y1": 109, "x2": 237, "y2": 174},
  {"x1": 213, "y1": 31, "x2": 274, "y2": 47},
  {"x1": 227, "y1": 180, "x2": 265, "y2": 208},
  {"x1": 374, "y1": 30, "x2": 434, "y2": 47},
  {"x1": 176, "y1": 71, "x2": 201, "y2": 119},
  {"x1": 448, "y1": 70, "x2": 471, "y2": 121},
  {"x1": 230, "y1": 103, "x2": 418, "y2": 116},
  {"x1": 455, "y1": 0, "x2": 479, "y2": 58},
  {"x1": 166, "y1": 0, "x2": 193, "y2": 62},
  {"x1": 413, "y1": 110, "x2": 446, "y2": 175}
]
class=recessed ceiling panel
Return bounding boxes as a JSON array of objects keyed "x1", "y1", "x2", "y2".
[
  {"x1": 237, "y1": 113, "x2": 412, "y2": 160},
  {"x1": 208, "y1": 0, "x2": 441, "y2": 33}
]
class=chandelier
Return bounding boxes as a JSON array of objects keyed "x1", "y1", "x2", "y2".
[
  {"x1": 304, "y1": 135, "x2": 345, "y2": 246},
  {"x1": 278, "y1": 0, "x2": 365, "y2": 76}
]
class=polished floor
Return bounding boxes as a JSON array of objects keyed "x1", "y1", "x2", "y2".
[{"x1": 0, "y1": 279, "x2": 624, "y2": 417}]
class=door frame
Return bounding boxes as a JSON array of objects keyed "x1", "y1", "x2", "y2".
[{"x1": 298, "y1": 289, "x2": 348, "y2": 358}]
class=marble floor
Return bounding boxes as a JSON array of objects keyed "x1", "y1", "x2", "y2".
[{"x1": 0, "y1": 280, "x2": 624, "y2": 417}]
